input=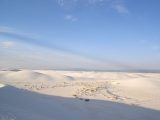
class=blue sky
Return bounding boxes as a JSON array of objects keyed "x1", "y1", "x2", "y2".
[{"x1": 0, "y1": 0, "x2": 160, "y2": 71}]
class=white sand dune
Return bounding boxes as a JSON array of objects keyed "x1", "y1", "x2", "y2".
[
  {"x1": 0, "y1": 70, "x2": 160, "y2": 120},
  {"x1": 0, "y1": 83, "x2": 5, "y2": 88},
  {"x1": 1, "y1": 70, "x2": 53, "y2": 81}
]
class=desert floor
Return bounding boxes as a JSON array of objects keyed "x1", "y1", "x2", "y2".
[{"x1": 0, "y1": 70, "x2": 160, "y2": 120}]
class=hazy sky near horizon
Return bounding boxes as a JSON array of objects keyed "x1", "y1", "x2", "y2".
[{"x1": 0, "y1": 0, "x2": 160, "y2": 70}]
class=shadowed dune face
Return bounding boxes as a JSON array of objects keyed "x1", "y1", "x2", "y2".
[{"x1": 0, "y1": 85, "x2": 160, "y2": 120}]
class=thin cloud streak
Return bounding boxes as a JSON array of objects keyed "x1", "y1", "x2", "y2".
[
  {"x1": 0, "y1": 40, "x2": 130, "y2": 70},
  {"x1": 112, "y1": 3, "x2": 129, "y2": 14},
  {"x1": 57, "y1": 0, "x2": 129, "y2": 14},
  {"x1": 0, "y1": 26, "x2": 40, "y2": 39},
  {"x1": 0, "y1": 41, "x2": 15, "y2": 48},
  {"x1": 0, "y1": 27, "x2": 140, "y2": 71},
  {"x1": 0, "y1": 26, "x2": 77, "y2": 55},
  {"x1": 65, "y1": 14, "x2": 78, "y2": 22}
]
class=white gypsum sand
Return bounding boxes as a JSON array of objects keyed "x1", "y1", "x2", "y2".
[
  {"x1": 0, "y1": 70, "x2": 160, "y2": 120},
  {"x1": 0, "y1": 83, "x2": 5, "y2": 88}
]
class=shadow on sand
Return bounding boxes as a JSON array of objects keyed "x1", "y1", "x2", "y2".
[{"x1": 0, "y1": 85, "x2": 160, "y2": 120}]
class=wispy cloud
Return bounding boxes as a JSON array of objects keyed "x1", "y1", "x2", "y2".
[
  {"x1": 0, "y1": 26, "x2": 42, "y2": 48},
  {"x1": 0, "y1": 40, "x2": 131, "y2": 70},
  {"x1": 0, "y1": 27, "x2": 130, "y2": 70},
  {"x1": 88, "y1": 0, "x2": 105, "y2": 4},
  {"x1": 57, "y1": 0, "x2": 129, "y2": 15},
  {"x1": 0, "y1": 26, "x2": 14, "y2": 34},
  {"x1": 112, "y1": 3, "x2": 129, "y2": 14},
  {"x1": 57, "y1": 0, "x2": 78, "y2": 9},
  {"x1": 65, "y1": 14, "x2": 78, "y2": 22},
  {"x1": 0, "y1": 41, "x2": 15, "y2": 48},
  {"x1": 0, "y1": 26, "x2": 40, "y2": 39},
  {"x1": 57, "y1": 0, "x2": 105, "y2": 6}
]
